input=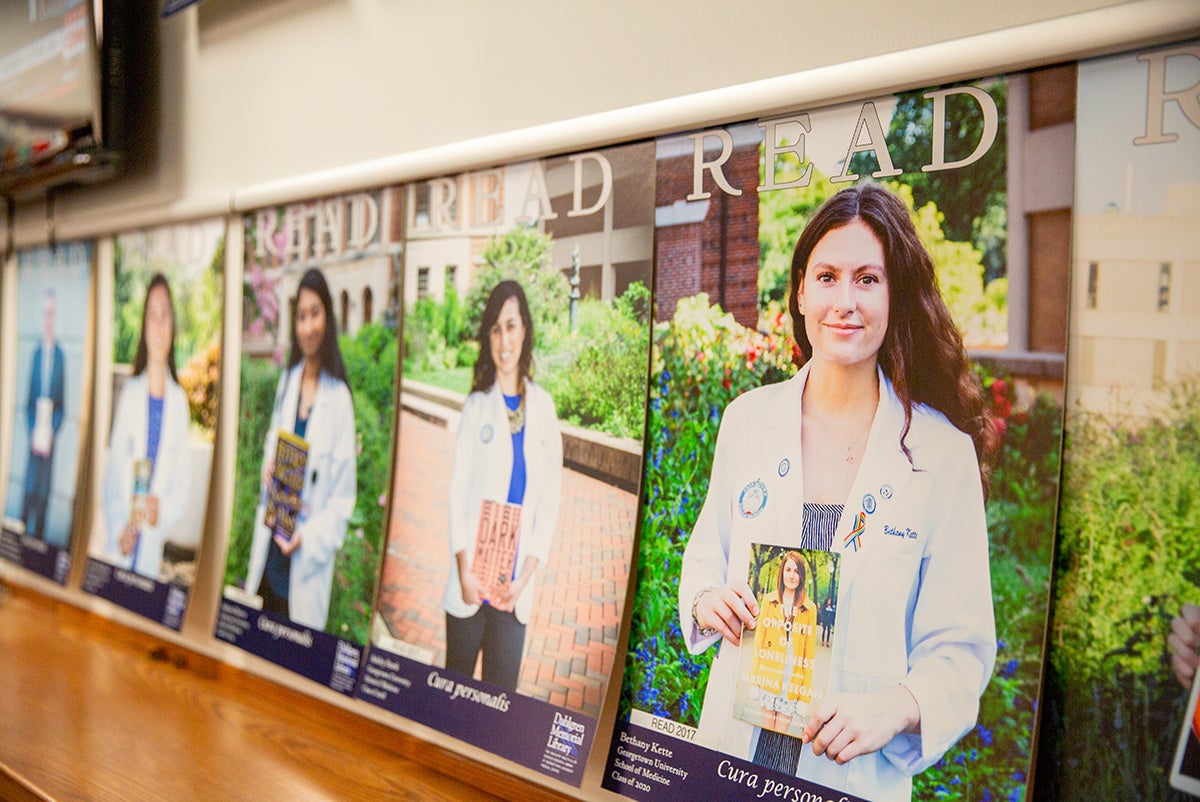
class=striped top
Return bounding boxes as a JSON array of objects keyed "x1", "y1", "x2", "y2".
[{"x1": 800, "y1": 502, "x2": 843, "y2": 552}]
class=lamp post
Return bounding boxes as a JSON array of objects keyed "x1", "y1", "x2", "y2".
[{"x1": 569, "y1": 243, "x2": 581, "y2": 332}]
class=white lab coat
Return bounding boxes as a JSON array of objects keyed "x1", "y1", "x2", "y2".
[
  {"x1": 103, "y1": 373, "x2": 192, "y2": 579},
  {"x1": 678, "y1": 364, "x2": 995, "y2": 802},
  {"x1": 245, "y1": 364, "x2": 357, "y2": 631},
  {"x1": 444, "y1": 380, "x2": 563, "y2": 625}
]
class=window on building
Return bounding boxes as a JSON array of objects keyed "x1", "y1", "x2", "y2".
[
  {"x1": 445, "y1": 264, "x2": 457, "y2": 293},
  {"x1": 1087, "y1": 262, "x2": 1099, "y2": 309},
  {"x1": 417, "y1": 267, "x2": 430, "y2": 300},
  {"x1": 413, "y1": 183, "x2": 430, "y2": 227},
  {"x1": 1028, "y1": 65, "x2": 1077, "y2": 130},
  {"x1": 1158, "y1": 263, "x2": 1172, "y2": 312},
  {"x1": 340, "y1": 290, "x2": 350, "y2": 333},
  {"x1": 363, "y1": 287, "x2": 373, "y2": 324}
]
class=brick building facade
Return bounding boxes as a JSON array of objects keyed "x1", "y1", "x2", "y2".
[{"x1": 654, "y1": 127, "x2": 761, "y2": 328}]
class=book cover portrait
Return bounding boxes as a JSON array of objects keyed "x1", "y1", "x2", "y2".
[{"x1": 732, "y1": 545, "x2": 840, "y2": 737}]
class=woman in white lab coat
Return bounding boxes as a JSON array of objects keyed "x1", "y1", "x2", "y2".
[
  {"x1": 245, "y1": 268, "x2": 357, "y2": 631},
  {"x1": 680, "y1": 184, "x2": 997, "y2": 802},
  {"x1": 103, "y1": 274, "x2": 192, "y2": 579},
  {"x1": 443, "y1": 280, "x2": 562, "y2": 690}
]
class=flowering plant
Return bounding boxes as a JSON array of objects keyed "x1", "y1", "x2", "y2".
[
  {"x1": 177, "y1": 339, "x2": 222, "y2": 439},
  {"x1": 621, "y1": 295, "x2": 797, "y2": 722}
]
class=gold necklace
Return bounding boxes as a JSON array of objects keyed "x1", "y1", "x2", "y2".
[
  {"x1": 814, "y1": 412, "x2": 871, "y2": 463},
  {"x1": 506, "y1": 393, "x2": 526, "y2": 434}
]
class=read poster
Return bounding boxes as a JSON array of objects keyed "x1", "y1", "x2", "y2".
[
  {"x1": 1034, "y1": 40, "x2": 1200, "y2": 802},
  {"x1": 1, "y1": 243, "x2": 93, "y2": 584},
  {"x1": 607, "y1": 70, "x2": 1070, "y2": 802},
  {"x1": 354, "y1": 142, "x2": 653, "y2": 785},
  {"x1": 81, "y1": 221, "x2": 225, "y2": 630},
  {"x1": 215, "y1": 189, "x2": 399, "y2": 693}
]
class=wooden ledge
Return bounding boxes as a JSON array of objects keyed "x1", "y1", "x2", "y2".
[{"x1": 0, "y1": 582, "x2": 573, "y2": 801}]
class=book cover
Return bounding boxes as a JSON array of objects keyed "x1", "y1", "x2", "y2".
[
  {"x1": 732, "y1": 544, "x2": 840, "y2": 736},
  {"x1": 31, "y1": 397, "x2": 55, "y2": 455},
  {"x1": 472, "y1": 499, "x2": 522, "y2": 604},
  {"x1": 128, "y1": 457, "x2": 151, "y2": 562},
  {"x1": 264, "y1": 431, "x2": 308, "y2": 544}
]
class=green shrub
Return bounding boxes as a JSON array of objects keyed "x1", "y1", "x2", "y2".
[
  {"x1": 540, "y1": 282, "x2": 651, "y2": 438},
  {"x1": 1036, "y1": 377, "x2": 1200, "y2": 801},
  {"x1": 225, "y1": 355, "x2": 280, "y2": 589},
  {"x1": 465, "y1": 227, "x2": 569, "y2": 354},
  {"x1": 620, "y1": 295, "x2": 797, "y2": 722},
  {"x1": 403, "y1": 289, "x2": 467, "y2": 373}
]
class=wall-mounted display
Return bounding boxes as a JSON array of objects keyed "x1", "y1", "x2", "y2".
[
  {"x1": 354, "y1": 142, "x2": 654, "y2": 784},
  {"x1": 215, "y1": 189, "x2": 400, "y2": 693},
  {"x1": 80, "y1": 221, "x2": 225, "y2": 630},
  {"x1": 606, "y1": 69, "x2": 1071, "y2": 802},
  {"x1": 1, "y1": 242, "x2": 94, "y2": 584},
  {"x1": 1036, "y1": 39, "x2": 1200, "y2": 802}
]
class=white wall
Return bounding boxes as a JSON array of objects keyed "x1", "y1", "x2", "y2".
[{"x1": 6, "y1": 0, "x2": 1198, "y2": 243}]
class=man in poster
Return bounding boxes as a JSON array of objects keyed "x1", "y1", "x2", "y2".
[{"x1": 23, "y1": 289, "x2": 66, "y2": 541}]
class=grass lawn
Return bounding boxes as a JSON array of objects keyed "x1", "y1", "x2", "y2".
[{"x1": 402, "y1": 365, "x2": 472, "y2": 395}]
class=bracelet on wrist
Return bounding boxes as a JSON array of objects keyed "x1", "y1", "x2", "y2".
[{"x1": 691, "y1": 586, "x2": 721, "y2": 637}]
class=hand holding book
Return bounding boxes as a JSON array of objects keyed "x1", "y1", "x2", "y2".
[
  {"x1": 801, "y1": 684, "x2": 921, "y2": 764},
  {"x1": 1170, "y1": 604, "x2": 1200, "y2": 690},
  {"x1": 275, "y1": 528, "x2": 302, "y2": 556},
  {"x1": 457, "y1": 551, "x2": 484, "y2": 605},
  {"x1": 119, "y1": 523, "x2": 138, "y2": 557},
  {"x1": 488, "y1": 556, "x2": 539, "y2": 613},
  {"x1": 693, "y1": 581, "x2": 759, "y2": 646},
  {"x1": 144, "y1": 495, "x2": 159, "y2": 528},
  {"x1": 261, "y1": 458, "x2": 275, "y2": 493}
]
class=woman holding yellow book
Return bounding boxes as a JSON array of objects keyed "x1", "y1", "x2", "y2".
[{"x1": 680, "y1": 184, "x2": 997, "y2": 801}]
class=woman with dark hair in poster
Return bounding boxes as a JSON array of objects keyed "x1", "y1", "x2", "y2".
[
  {"x1": 680, "y1": 183, "x2": 997, "y2": 801},
  {"x1": 443, "y1": 279, "x2": 563, "y2": 691},
  {"x1": 102, "y1": 273, "x2": 192, "y2": 578},
  {"x1": 244, "y1": 267, "x2": 357, "y2": 630}
]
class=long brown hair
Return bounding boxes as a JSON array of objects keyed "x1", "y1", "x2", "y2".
[
  {"x1": 132, "y1": 273, "x2": 178, "y2": 381},
  {"x1": 775, "y1": 551, "x2": 808, "y2": 609},
  {"x1": 787, "y1": 183, "x2": 995, "y2": 492},
  {"x1": 471, "y1": 280, "x2": 535, "y2": 394},
  {"x1": 288, "y1": 268, "x2": 350, "y2": 390}
]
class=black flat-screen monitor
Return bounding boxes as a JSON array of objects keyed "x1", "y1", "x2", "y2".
[{"x1": 0, "y1": 0, "x2": 145, "y2": 197}]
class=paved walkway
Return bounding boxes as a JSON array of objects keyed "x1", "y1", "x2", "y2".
[{"x1": 377, "y1": 410, "x2": 637, "y2": 719}]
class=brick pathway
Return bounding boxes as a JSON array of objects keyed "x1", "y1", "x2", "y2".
[{"x1": 376, "y1": 410, "x2": 637, "y2": 719}]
